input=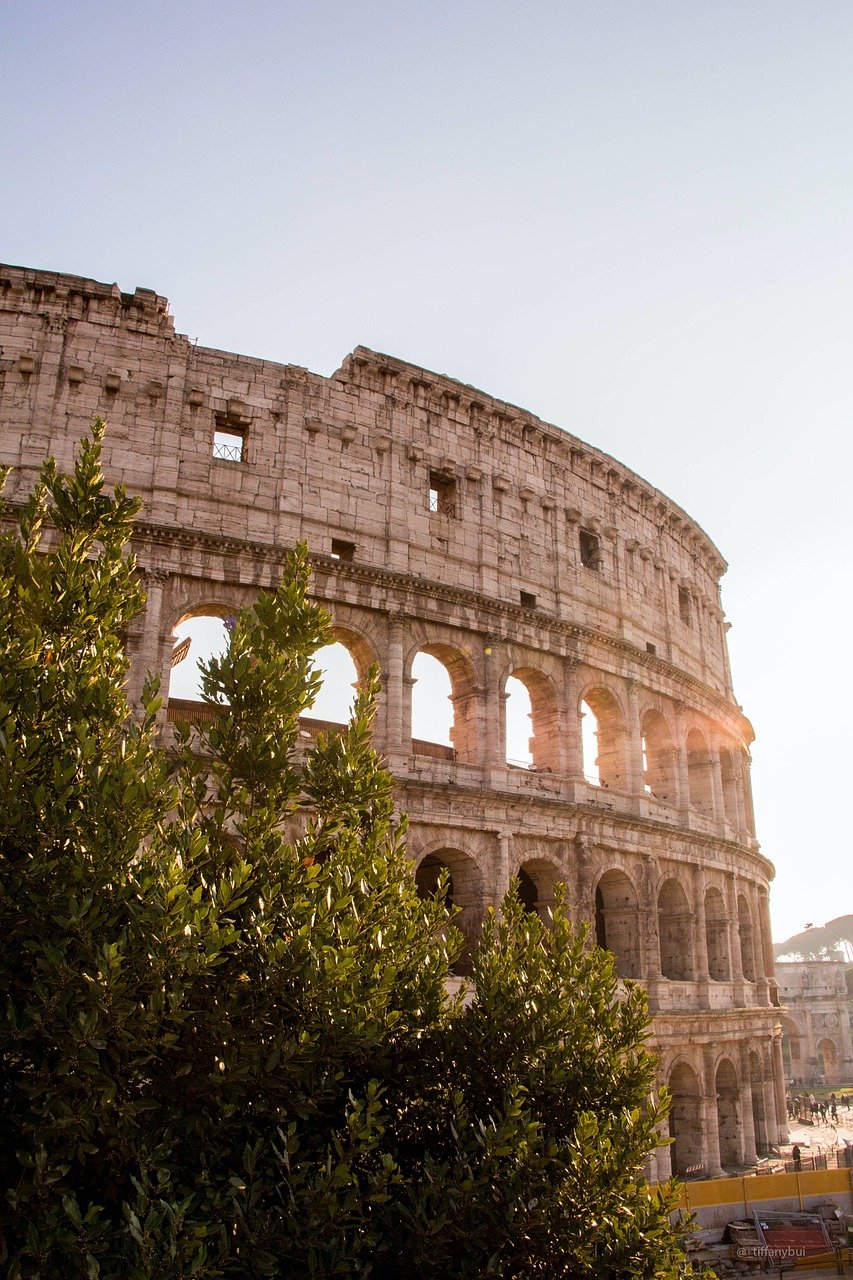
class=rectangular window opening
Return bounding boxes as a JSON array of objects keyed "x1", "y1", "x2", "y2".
[
  {"x1": 428, "y1": 470, "x2": 456, "y2": 516},
  {"x1": 331, "y1": 538, "x2": 355, "y2": 562},
  {"x1": 646, "y1": 642, "x2": 657, "y2": 655},
  {"x1": 678, "y1": 586, "x2": 692, "y2": 626},
  {"x1": 520, "y1": 590, "x2": 537, "y2": 609},
  {"x1": 213, "y1": 427, "x2": 246, "y2": 463},
  {"x1": 579, "y1": 527, "x2": 600, "y2": 570}
]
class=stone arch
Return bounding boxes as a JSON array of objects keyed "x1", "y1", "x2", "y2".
[
  {"x1": 749, "y1": 1050, "x2": 768, "y2": 1153},
  {"x1": 817, "y1": 1037, "x2": 840, "y2": 1083},
  {"x1": 408, "y1": 641, "x2": 479, "y2": 764},
  {"x1": 305, "y1": 623, "x2": 377, "y2": 727},
  {"x1": 168, "y1": 601, "x2": 236, "y2": 704},
  {"x1": 594, "y1": 868, "x2": 641, "y2": 979},
  {"x1": 504, "y1": 665, "x2": 561, "y2": 772},
  {"x1": 686, "y1": 727, "x2": 714, "y2": 815},
  {"x1": 737, "y1": 893, "x2": 757, "y2": 983},
  {"x1": 667, "y1": 1060, "x2": 702, "y2": 1176},
  {"x1": 579, "y1": 685, "x2": 627, "y2": 790},
  {"x1": 704, "y1": 885, "x2": 730, "y2": 981},
  {"x1": 514, "y1": 856, "x2": 561, "y2": 925},
  {"x1": 640, "y1": 707, "x2": 677, "y2": 803},
  {"x1": 657, "y1": 877, "x2": 694, "y2": 981},
  {"x1": 413, "y1": 845, "x2": 483, "y2": 975},
  {"x1": 715, "y1": 1057, "x2": 741, "y2": 1168}
]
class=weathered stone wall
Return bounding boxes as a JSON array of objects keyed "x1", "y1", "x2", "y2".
[
  {"x1": 777, "y1": 961, "x2": 853, "y2": 1085},
  {"x1": 0, "y1": 263, "x2": 788, "y2": 1175}
]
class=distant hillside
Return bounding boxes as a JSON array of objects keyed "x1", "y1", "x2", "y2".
[{"x1": 774, "y1": 914, "x2": 853, "y2": 962}]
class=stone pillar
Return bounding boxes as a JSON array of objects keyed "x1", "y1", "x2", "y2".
[
  {"x1": 709, "y1": 749, "x2": 725, "y2": 829},
  {"x1": 654, "y1": 1122, "x2": 672, "y2": 1182},
  {"x1": 132, "y1": 568, "x2": 170, "y2": 710},
  {"x1": 701, "y1": 1046, "x2": 724, "y2": 1178},
  {"x1": 642, "y1": 854, "x2": 662, "y2": 1005},
  {"x1": 771, "y1": 1034, "x2": 789, "y2": 1143},
  {"x1": 738, "y1": 1044, "x2": 758, "y2": 1164},
  {"x1": 384, "y1": 619, "x2": 405, "y2": 756},
  {"x1": 563, "y1": 659, "x2": 584, "y2": 781},
  {"x1": 624, "y1": 679, "x2": 645, "y2": 796},
  {"x1": 692, "y1": 866, "x2": 711, "y2": 1008},
  {"x1": 492, "y1": 830, "x2": 512, "y2": 909},
  {"x1": 725, "y1": 872, "x2": 746, "y2": 1005},
  {"x1": 749, "y1": 882, "x2": 770, "y2": 1005},
  {"x1": 402, "y1": 673, "x2": 415, "y2": 747},
  {"x1": 673, "y1": 707, "x2": 690, "y2": 814},
  {"x1": 482, "y1": 648, "x2": 504, "y2": 775}
]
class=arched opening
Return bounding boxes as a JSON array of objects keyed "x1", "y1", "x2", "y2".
[
  {"x1": 737, "y1": 894, "x2": 756, "y2": 983},
  {"x1": 306, "y1": 641, "x2": 358, "y2": 727},
  {"x1": 641, "y1": 709, "x2": 676, "y2": 802},
  {"x1": 594, "y1": 869, "x2": 641, "y2": 979},
  {"x1": 817, "y1": 1037, "x2": 839, "y2": 1083},
  {"x1": 410, "y1": 645, "x2": 478, "y2": 764},
  {"x1": 414, "y1": 847, "x2": 483, "y2": 975},
  {"x1": 514, "y1": 858, "x2": 560, "y2": 925},
  {"x1": 657, "y1": 878, "x2": 694, "y2": 981},
  {"x1": 517, "y1": 867, "x2": 538, "y2": 913},
  {"x1": 168, "y1": 607, "x2": 233, "y2": 712},
  {"x1": 580, "y1": 688, "x2": 626, "y2": 790},
  {"x1": 668, "y1": 1062, "x2": 702, "y2": 1176},
  {"x1": 505, "y1": 676, "x2": 533, "y2": 769},
  {"x1": 719, "y1": 746, "x2": 740, "y2": 827},
  {"x1": 686, "y1": 728, "x2": 714, "y2": 815},
  {"x1": 715, "y1": 1058, "x2": 741, "y2": 1169},
  {"x1": 704, "y1": 886, "x2": 730, "y2": 981},
  {"x1": 749, "y1": 1051, "x2": 768, "y2": 1154},
  {"x1": 505, "y1": 667, "x2": 560, "y2": 772}
]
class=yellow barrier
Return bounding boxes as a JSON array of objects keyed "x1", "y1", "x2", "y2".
[{"x1": 664, "y1": 1166, "x2": 853, "y2": 1215}]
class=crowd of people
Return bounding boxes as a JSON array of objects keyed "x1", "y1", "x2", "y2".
[{"x1": 787, "y1": 1091, "x2": 851, "y2": 1123}]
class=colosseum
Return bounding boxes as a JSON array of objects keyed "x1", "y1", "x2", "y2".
[{"x1": 0, "y1": 264, "x2": 788, "y2": 1180}]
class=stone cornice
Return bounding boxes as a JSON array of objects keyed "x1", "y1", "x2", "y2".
[
  {"x1": 126, "y1": 517, "x2": 753, "y2": 742},
  {"x1": 397, "y1": 773, "x2": 774, "y2": 882}
]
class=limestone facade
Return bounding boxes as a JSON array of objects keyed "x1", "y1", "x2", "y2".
[
  {"x1": 776, "y1": 962, "x2": 853, "y2": 1085},
  {"x1": 0, "y1": 264, "x2": 788, "y2": 1177}
]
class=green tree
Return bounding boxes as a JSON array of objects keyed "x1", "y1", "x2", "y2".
[{"x1": 0, "y1": 426, "x2": 699, "y2": 1278}]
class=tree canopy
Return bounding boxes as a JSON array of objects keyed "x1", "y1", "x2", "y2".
[{"x1": 0, "y1": 425, "x2": 700, "y2": 1278}]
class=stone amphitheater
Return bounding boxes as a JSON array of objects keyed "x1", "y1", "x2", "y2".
[{"x1": 0, "y1": 264, "x2": 788, "y2": 1179}]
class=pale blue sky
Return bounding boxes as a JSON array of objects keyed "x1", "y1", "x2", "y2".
[{"x1": 3, "y1": 1, "x2": 852, "y2": 941}]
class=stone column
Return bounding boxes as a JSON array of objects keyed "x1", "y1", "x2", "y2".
[
  {"x1": 749, "y1": 882, "x2": 770, "y2": 1005},
  {"x1": 692, "y1": 866, "x2": 710, "y2": 1008},
  {"x1": 482, "y1": 647, "x2": 504, "y2": 776},
  {"x1": 771, "y1": 1034, "x2": 789, "y2": 1143},
  {"x1": 709, "y1": 750, "x2": 725, "y2": 830},
  {"x1": 738, "y1": 1044, "x2": 758, "y2": 1163},
  {"x1": 624, "y1": 679, "x2": 645, "y2": 796},
  {"x1": 654, "y1": 1122, "x2": 672, "y2": 1182},
  {"x1": 701, "y1": 1046, "x2": 724, "y2": 1178},
  {"x1": 642, "y1": 854, "x2": 662, "y2": 1005},
  {"x1": 563, "y1": 659, "x2": 584, "y2": 781},
  {"x1": 761, "y1": 1050, "x2": 779, "y2": 1152},
  {"x1": 133, "y1": 568, "x2": 172, "y2": 721},
  {"x1": 725, "y1": 872, "x2": 746, "y2": 1006},
  {"x1": 673, "y1": 705, "x2": 691, "y2": 814},
  {"x1": 383, "y1": 619, "x2": 405, "y2": 756}
]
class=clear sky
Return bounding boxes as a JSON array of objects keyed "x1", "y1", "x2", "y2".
[{"x1": 3, "y1": 0, "x2": 851, "y2": 942}]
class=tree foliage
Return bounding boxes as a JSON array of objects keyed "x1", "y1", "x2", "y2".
[{"x1": 0, "y1": 425, "x2": 700, "y2": 1278}]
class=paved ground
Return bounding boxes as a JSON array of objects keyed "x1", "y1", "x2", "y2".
[{"x1": 785, "y1": 1109, "x2": 853, "y2": 1159}]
